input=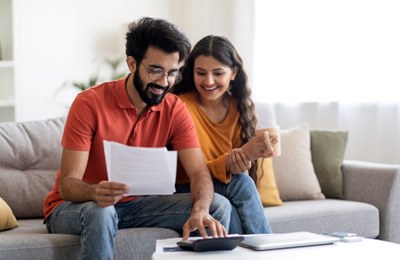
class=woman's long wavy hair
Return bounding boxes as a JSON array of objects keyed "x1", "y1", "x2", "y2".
[{"x1": 173, "y1": 35, "x2": 259, "y2": 183}]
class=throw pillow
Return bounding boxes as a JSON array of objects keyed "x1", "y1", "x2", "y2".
[
  {"x1": 310, "y1": 130, "x2": 348, "y2": 199},
  {"x1": 256, "y1": 158, "x2": 283, "y2": 206},
  {"x1": 0, "y1": 197, "x2": 19, "y2": 231},
  {"x1": 272, "y1": 123, "x2": 325, "y2": 201}
]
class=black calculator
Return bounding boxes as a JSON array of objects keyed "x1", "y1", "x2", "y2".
[{"x1": 177, "y1": 236, "x2": 244, "y2": 252}]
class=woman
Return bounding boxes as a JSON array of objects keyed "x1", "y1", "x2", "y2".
[{"x1": 172, "y1": 35, "x2": 278, "y2": 234}]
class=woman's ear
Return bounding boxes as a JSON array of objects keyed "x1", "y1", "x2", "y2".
[
  {"x1": 126, "y1": 56, "x2": 137, "y2": 73},
  {"x1": 231, "y1": 66, "x2": 238, "y2": 81}
]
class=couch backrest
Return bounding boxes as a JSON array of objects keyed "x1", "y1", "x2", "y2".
[
  {"x1": 0, "y1": 117, "x2": 65, "y2": 218},
  {"x1": 0, "y1": 104, "x2": 273, "y2": 219}
]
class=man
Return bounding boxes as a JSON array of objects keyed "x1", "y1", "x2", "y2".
[{"x1": 43, "y1": 17, "x2": 230, "y2": 259}]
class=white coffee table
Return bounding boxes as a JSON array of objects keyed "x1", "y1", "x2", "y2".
[{"x1": 152, "y1": 237, "x2": 400, "y2": 260}]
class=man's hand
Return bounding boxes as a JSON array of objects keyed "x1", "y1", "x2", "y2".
[
  {"x1": 178, "y1": 148, "x2": 228, "y2": 240},
  {"x1": 182, "y1": 208, "x2": 228, "y2": 240},
  {"x1": 95, "y1": 181, "x2": 129, "y2": 207}
]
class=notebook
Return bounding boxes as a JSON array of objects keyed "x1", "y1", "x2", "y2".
[{"x1": 239, "y1": 231, "x2": 340, "y2": 251}]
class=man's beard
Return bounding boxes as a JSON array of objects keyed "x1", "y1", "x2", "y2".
[{"x1": 133, "y1": 69, "x2": 168, "y2": 107}]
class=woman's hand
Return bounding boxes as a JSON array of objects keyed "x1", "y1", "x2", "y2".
[
  {"x1": 226, "y1": 131, "x2": 280, "y2": 174},
  {"x1": 242, "y1": 131, "x2": 279, "y2": 160},
  {"x1": 226, "y1": 148, "x2": 252, "y2": 174}
]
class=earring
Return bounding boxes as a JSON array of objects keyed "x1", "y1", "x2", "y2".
[{"x1": 227, "y1": 85, "x2": 232, "y2": 95}]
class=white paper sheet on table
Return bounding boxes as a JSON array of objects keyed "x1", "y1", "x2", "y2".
[{"x1": 103, "y1": 140, "x2": 177, "y2": 196}]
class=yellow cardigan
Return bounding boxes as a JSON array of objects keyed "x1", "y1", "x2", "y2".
[{"x1": 176, "y1": 92, "x2": 242, "y2": 184}]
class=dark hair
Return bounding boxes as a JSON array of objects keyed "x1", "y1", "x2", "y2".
[
  {"x1": 174, "y1": 35, "x2": 259, "y2": 183},
  {"x1": 125, "y1": 17, "x2": 191, "y2": 64}
]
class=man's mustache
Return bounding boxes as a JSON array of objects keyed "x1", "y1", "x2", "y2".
[{"x1": 148, "y1": 83, "x2": 168, "y2": 92}]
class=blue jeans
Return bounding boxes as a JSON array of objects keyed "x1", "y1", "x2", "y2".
[
  {"x1": 177, "y1": 174, "x2": 272, "y2": 235},
  {"x1": 46, "y1": 193, "x2": 231, "y2": 260}
]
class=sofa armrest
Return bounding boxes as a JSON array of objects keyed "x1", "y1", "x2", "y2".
[{"x1": 342, "y1": 160, "x2": 400, "y2": 243}]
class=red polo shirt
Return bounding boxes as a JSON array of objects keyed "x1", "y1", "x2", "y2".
[{"x1": 43, "y1": 76, "x2": 199, "y2": 220}]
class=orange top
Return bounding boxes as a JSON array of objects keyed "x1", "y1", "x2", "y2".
[
  {"x1": 176, "y1": 92, "x2": 241, "y2": 184},
  {"x1": 43, "y1": 76, "x2": 199, "y2": 220}
]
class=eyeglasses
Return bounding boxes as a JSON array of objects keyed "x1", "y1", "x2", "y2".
[{"x1": 141, "y1": 63, "x2": 182, "y2": 84}]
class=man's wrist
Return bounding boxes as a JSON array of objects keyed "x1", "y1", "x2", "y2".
[{"x1": 191, "y1": 206, "x2": 209, "y2": 215}]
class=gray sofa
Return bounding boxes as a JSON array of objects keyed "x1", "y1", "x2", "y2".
[{"x1": 1, "y1": 114, "x2": 399, "y2": 259}]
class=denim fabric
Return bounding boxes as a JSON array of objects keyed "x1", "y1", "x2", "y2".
[
  {"x1": 214, "y1": 174, "x2": 272, "y2": 234},
  {"x1": 115, "y1": 193, "x2": 231, "y2": 231},
  {"x1": 46, "y1": 201, "x2": 118, "y2": 260},
  {"x1": 177, "y1": 174, "x2": 272, "y2": 235},
  {"x1": 47, "y1": 193, "x2": 231, "y2": 260}
]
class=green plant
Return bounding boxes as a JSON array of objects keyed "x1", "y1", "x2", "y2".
[
  {"x1": 55, "y1": 58, "x2": 126, "y2": 103},
  {"x1": 71, "y1": 76, "x2": 100, "y2": 91},
  {"x1": 68, "y1": 57, "x2": 125, "y2": 92},
  {"x1": 105, "y1": 58, "x2": 126, "y2": 81}
]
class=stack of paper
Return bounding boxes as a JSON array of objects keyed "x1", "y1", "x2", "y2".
[{"x1": 103, "y1": 140, "x2": 177, "y2": 196}]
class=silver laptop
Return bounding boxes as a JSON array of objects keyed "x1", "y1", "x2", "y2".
[{"x1": 240, "y1": 232, "x2": 340, "y2": 251}]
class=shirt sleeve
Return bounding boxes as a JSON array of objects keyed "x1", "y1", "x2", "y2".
[
  {"x1": 168, "y1": 98, "x2": 200, "y2": 150},
  {"x1": 206, "y1": 153, "x2": 232, "y2": 184},
  {"x1": 62, "y1": 91, "x2": 96, "y2": 151}
]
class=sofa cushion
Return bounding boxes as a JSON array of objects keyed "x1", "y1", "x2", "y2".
[
  {"x1": 0, "y1": 117, "x2": 65, "y2": 218},
  {"x1": 0, "y1": 219, "x2": 80, "y2": 260},
  {"x1": 265, "y1": 199, "x2": 379, "y2": 239},
  {"x1": 272, "y1": 124, "x2": 325, "y2": 201},
  {"x1": 310, "y1": 130, "x2": 348, "y2": 199},
  {"x1": 256, "y1": 158, "x2": 283, "y2": 206},
  {"x1": 0, "y1": 197, "x2": 19, "y2": 231},
  {"x1": 0, "y1": 219, "x2": 180, "y2": 260}
]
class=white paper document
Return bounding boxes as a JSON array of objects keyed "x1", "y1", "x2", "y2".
[{"x1": 103, "y1": 140, "x2": 177, "y2": 196}]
